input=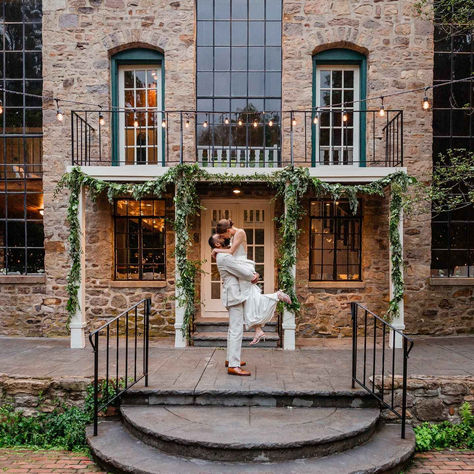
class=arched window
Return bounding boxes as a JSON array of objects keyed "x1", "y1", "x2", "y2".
[
  {"x1": 312, "y1": 48, "x2": 367, "y2": 166},
  {"x1": 110, "y1": 48, "x2": 164, "y2": 165}
]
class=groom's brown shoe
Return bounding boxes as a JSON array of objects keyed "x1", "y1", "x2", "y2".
[
  {"x1": 228, "y1": 367, "x2": 251, "y2": 376},
  {"x1": 225, "y1": 360, "x2": 246, "y2": 367}
]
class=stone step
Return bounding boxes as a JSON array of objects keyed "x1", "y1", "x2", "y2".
[
  {"x1": 87, "y1": 421, "x2": 414, "y2": 473},
  {"x1": 195, "y1": 319, "x2": 278, "y2": 333},
  {"x1": 120, "y1": 405, "x2": 380, "y2": 462},
  {"x1": 121, "y1": 387, "x2": 380, "y2": 409},
  {"x1": 192, "y1": 331, "x2": 280, "y2": 348}
]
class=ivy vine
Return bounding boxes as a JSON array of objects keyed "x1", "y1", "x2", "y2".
[{"x1": 55, "y1": 164, "x2": 414, "y2": 334}]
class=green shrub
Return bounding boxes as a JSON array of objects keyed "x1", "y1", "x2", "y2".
[
  {"x1": 0, "y1": 378, "x2": 126, "y2": 452},
  {"x1": 414, "y1": 402, "x2": 474, "y2": 451}
]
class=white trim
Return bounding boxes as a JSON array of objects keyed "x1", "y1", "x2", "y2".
[{"x1": 68, "y1": 165, "x2": 407, "y2": 183}]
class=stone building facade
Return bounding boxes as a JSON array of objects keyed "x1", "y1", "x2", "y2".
[{"x1": 0, "y1": 0, "x2": 473, "y2": 343}]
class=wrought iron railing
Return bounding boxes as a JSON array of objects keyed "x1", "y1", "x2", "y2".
[
  {"x1": 70, "y1": 109, "x2": 403, "y2": 168},
  {"x1": 89, "y1": 298, "x2": 151, "y2": 436},
  {"x1": 351, "y1": 302, "x2": 414, "y2": 439}
]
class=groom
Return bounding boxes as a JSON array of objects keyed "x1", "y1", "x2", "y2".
[{"x1": 208, "y1": 233, "x2": 259, "y2": 376}]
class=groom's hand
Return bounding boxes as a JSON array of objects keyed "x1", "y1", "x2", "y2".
[{"x1": 251, "y1": 273, "x2": 259, "y2": 284}]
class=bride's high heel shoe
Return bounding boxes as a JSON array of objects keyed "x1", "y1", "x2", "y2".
[
  {"x1": 249, "y1": 332, "x2": 266, "y2": 345},
  {"x1": 277, "y1": 290, "x2": 291, "y2": 304}
]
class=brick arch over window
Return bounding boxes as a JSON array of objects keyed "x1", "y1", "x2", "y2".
[
  {"x1": 108, "y1": 42, "x2": 165, "y2": 58},
  {"x1": 312, "y1": 42, "x2": 369, "y2": 58}
]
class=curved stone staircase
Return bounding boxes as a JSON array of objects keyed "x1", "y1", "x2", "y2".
[{"x1": 87, "y1": 388, "x2": 415, "y2": 473}]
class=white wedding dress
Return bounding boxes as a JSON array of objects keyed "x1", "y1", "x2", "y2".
[{"x1": 233, "y1": 243, "x2": 279, "y2": 330}]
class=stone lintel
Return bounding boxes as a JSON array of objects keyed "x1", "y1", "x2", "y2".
[
  {"x1": 430, "y1": 277, "x2": 474, "y2": 286},
  {"x1": 308, "y1": 281, "x2": 366, "y2": 289},
  {"x1": 0, "y1": 275, "x2": 46, "y2": 284},
  {"x1": 109, "y1": 281, "x2": 167, "y2": 288}
]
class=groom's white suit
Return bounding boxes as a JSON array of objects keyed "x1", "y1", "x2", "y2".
[{"x1": 215, "y1": 253, "x2": 256, "y2": 368}]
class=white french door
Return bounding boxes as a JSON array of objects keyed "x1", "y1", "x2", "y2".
[
  {"x1": 118, "y1": 65, "x2": 163, "y2": 165},
  {"x1": 200, "y1": 200, "x2": 275, "y2": 319}
]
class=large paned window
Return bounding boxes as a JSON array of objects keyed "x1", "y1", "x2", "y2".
[
  {"x1": 312, "y1": 49, "x2": 367, "y2": 166},
  {"x1": 0, "y1": 0, "x2": 44, "y2": 274},
  {"x1": 196, "y1": 0, "x2": 282, "y2": 165},
  {"x1": 310, "y1": 200, "x2": 362, "y2": 281},
  {"x1": 431, "y1": 25, "x2": 474, "y2": 278},
  {"x1": 114, "y1": 199, "x2": 166, "y2": 281}
]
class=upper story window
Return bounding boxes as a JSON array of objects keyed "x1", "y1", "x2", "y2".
[
  {"x1": 310, "y1": 200, "x2": 362, "y2": 281},
  {"x1": 111, "y1": 48, "x2": 164, "y2": 165},
  {"x1": 312, "y1": 49, "x2": 366, "y2": 167},
  {"x1": 196, "y1": 0, "x2": 282, "y2": 167},
  {"x1": 0, "y1": 0, "x2": 44, "y2": 274},
  {"x1": 114, "y1": 199, "x2": 166, "y2": 281},
  {"x1": 431, "y1": 25, "x2": 474, "y2": 278}
]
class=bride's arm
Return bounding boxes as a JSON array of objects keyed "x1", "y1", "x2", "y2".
[{"x1": 212, "y1": 229, "x2": 245, "y2": 256}]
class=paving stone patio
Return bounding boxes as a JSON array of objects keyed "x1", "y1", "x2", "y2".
[{"x1": 1, "y1": 335, "x2": 473, "y2": 392}]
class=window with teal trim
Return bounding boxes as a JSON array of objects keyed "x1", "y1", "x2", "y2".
[
  {"x1": 110, "y1": 48, "x2": 164, "y2": 165},
  {"x1": 312, "y1": 49, "x2": 367, "y2": 166}
]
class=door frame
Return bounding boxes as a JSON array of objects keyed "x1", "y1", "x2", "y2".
[{"x1": 200, "y1": 198, "x2": 275, "y2": 319}]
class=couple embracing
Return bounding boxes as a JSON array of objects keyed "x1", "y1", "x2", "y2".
[{"x1": 208, "y1": 218, "x2": 291, "y2": 376}]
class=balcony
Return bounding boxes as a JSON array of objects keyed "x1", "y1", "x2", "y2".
[{"x1": 71, "y1": 109, "x2": 403, "y2": 169}]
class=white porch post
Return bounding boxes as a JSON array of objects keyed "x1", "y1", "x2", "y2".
[
  {"x1": 174, "y1": 261, "x2": 187, "y2": 348},
  {"x1": 282, "y1": 200, "x2": 296, "y2": 350},
  {"x1": 70, "y1": 186, "x2": 87, "y2": 348},
  {"x1": 389, "y1": 206, "x2": 404, "y2": 349}
]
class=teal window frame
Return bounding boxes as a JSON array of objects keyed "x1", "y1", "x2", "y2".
[
  {"x1": 110, "y1": 48, "x2": 165, "y2": 165},
  {"x1": 312, "y1": 49, "x2": 367, "y2": 166}
]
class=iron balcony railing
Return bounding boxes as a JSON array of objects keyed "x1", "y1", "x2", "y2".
[
  {"x1": 89, "y1": 298, "x2": 151, "y2": 436},
  {"x1": 71, "y1": 109, "x2": 403, "y2": 168},
  {"x1": 351, "y1": 302, "x2": 414, "y2": 439}
]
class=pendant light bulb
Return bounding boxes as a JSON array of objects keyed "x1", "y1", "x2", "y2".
[
  {"x1": 161, "y1": 119, "x2": 166, "y2": 128},
  {"x1": 342, "y1": 110, "x2": 348, "y2": 122},
  {"x1": 253, "y1": 119, "x2": 258, "y2": 128},
  {"x1": 55, "y1": 99, "x2": 64, "y2": 122},
  {"x1": 99, "y1": 112, "x2": 105, "y2": 126},
  {"x1": 378, "y1": 97, "x2": 385, "y2": 117},
  {"x1": 0, "y1": 100, "x2": 3, "y2": 115},
  {"x1": 224, "y1": 117, "x2": 229, "y2": 125},
  {"x1": 203, "y1": 120, "x2": 208, "y2": 128},
  {"x1": 133, "y1": 115, "x2": 139, "y2": 128},
  {"x1": 238, "y1": 119, "x2": 243, "y2": 126},
  {"x1": 185, "y1": 119, "x2": 190, "y2": 128},
  {"x1": 292, "y1": 118, "x2": 296, "y2": 126},
  {"x1": 268, "y1": 119, "x2": 273, "y2": 127}
]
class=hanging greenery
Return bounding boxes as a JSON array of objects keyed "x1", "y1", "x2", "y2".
[{"x1": 55, "y1": 164, "x2": 415, "y2": 334}]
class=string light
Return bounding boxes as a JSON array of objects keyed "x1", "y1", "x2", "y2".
[
  {"x1": 422, "y1": 88, "x2": 431, "y2": 110},
  {"x1": 161, "y1": 119, "x2": 166, "y2": 128},
  {"x1": 292, "y1": 117, "x2": 296, "y2": 126},
  {"x1": 0, "y1": 99, "x2": 3, "y2": 115},
  {"x1": 203, "y1": 120, "x2": 208, "y2": 128},
  {"x1": 185, "y1": 118, "x2": 190, "y2": 128},
  {"x1": 55, "y1": 99, "x2": 64, "y2": 122},
  {"x1": 253, "y1": 119, "x2": 258, "y2": 128},
  {"x1": 313, "y1": 109, "x2": 320, "y2": 125},
  {"x1": 224, "y1": 117, "x2": 229, "y2": 125},
  {"x1": 238, "y1": 118, "x2": 243, "y2": 126},
  {"x1": 268, "y1": 119, "x2": 273, "y2": 127},
  {"x1": 133, "y1": 111, "x2": 139, "y2": 128},
  {"x1": 378, "y1": 97, "x2": 385, "y2": 117},
  {"x1": 98, "y1": 110, "x2": 105, "y2": 126},
  {"x1": 342, "y1": 108, "x2": 348, "y2": 122}
]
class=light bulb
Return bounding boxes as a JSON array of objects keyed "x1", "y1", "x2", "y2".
[
  {"x1": 232, "y1": 188, "x2": 241, "y2": 195},
  {"x1": 238, "y1": 119, "x2": 243, "y2": 126},
  {"x1": 203, "y1": 120, "x2": 208, "y2": 128},
  {"x1": 185, "y1": 119, "x2": 190, "y2": 128},
  {"x1": 133, "y1": 118, "x2": 139, "y2": 128},
  {"x1": 161, "y1": 120, "x2": 166, "y2": 128},
  {"x1": 422, "y1": 97, "x2": 431, "y2": 110},
  {"x1": 99, "y1": 113, "x2": 105, "y2": 126},
  {"x1": 56, "y1": 110, "x2": 64, "y2": 122},
  {"x1": 313, "y1": 115, "x2": 318, "y2": 125},
  {"x1": 342, "y1": 110, "x2": 348, "y2": 122},
  {"x1": 379, "y1": 106, "x2": 385, "y2": 117},
  {"x1": 224, "y1": 117, "x2": 229, "y2": 125},
  {"x1": 268, "y1": 119, "x2": 273, "y2": 127},
  {"x1": 292, "y1": 118, "x2": 296, "y2": 126},
  {"x1": 0, "y1": 100, "x2": 3, "y2": 115},
  {"x1": 253, "y1": 120, "x2": 258, "y2": 128}
]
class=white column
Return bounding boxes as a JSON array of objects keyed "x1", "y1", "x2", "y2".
[
  {"x1": 389, "y1": 207, "x2": 404, "y2": 349},
  {"x1": 282, "y1": 199, "x2": 296, "y2": 351},
  {"x1": 70, "y1": 186, "x2": 87, "y2": 348},
  {"x1": 174, "y1": 204, "x2": 188, "y2": 347}
]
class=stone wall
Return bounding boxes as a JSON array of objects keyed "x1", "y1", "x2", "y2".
[
  {"x1": 376, "y1": 375, "x2": 474, "y2": 425},
  {"x1": 0, "y1": 373, "x2": 91, "y2": 416}
]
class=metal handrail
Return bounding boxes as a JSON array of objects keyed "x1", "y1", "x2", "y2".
[
  {"x1": 351, "y1": 301, "x2": 414, "y2": 439},
  {"x1": 89, "y1": 297, "x2": 151, "y2": 436}
]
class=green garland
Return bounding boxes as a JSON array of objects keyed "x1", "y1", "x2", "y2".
[{"x1": 55, "y1": 164, "x2": 414, "y2": 334}]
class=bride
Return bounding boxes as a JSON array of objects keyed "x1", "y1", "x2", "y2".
[{"x1": 211, "y1": 218, "x2": 291, "y2": 345}]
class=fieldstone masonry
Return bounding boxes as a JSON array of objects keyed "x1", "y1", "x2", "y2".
[{"x1": 0, "y1": 0, "x2": 472, "y2": 339}]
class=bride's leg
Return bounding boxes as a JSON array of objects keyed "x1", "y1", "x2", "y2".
[{"x1": 250, "y1": 325, "x2": 265, "y2": 345}]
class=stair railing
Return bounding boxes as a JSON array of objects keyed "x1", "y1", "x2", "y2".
[
  {"x1": 351, "y1": 302, "x2": 414, "y2": 439},
  {"x1": 89, "y1": 298, "x2": 151, "y2": 436}
]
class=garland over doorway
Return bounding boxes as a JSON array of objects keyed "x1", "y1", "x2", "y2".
[{"x1": 55, "y1": 164, "x2": 415, "y2": 337}]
